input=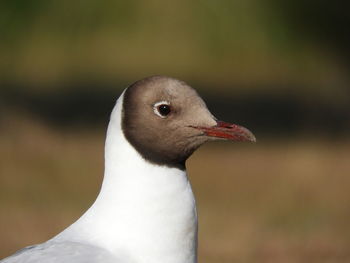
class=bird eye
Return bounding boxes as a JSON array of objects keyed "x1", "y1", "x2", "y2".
[{"x1": 153, "y1": 101, "x2": 171, "y2": 118}]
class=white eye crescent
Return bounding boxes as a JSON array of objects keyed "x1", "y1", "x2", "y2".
[{"x1": 153, "y1": 101, "x2": 171, "y2": 118}]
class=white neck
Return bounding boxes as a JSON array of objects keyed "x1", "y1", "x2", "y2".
[{"x1": 55, "y1": 91, "x2": 198, "y2": 263}]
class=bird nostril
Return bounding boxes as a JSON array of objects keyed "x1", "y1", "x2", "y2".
[{"x1": 216, "y1": 121, "x2": 234, "y2": 128}]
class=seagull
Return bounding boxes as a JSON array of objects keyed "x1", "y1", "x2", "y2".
[{"x1": 1, "y1": 76, "x2": 255, "y2": 263}]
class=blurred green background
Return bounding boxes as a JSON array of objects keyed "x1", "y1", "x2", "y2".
[{"x1": 0, "y1": 1, "x2": 349, "y2": 262}]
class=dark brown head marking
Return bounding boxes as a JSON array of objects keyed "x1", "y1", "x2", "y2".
[{"x1": 122, "y1": 76, "x2": 217, "y2": 170}]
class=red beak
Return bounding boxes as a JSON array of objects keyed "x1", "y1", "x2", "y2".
[{"x1": 191, "y1": 121, "x2": 256, "y2": 142}]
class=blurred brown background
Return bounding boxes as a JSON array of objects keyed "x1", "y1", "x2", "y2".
[{"x1": 0, "y1": 1, "x2": 349, "y2": 262}]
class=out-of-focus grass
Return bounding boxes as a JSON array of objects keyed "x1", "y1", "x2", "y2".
[
  {"x1": 0, "y1": 117, "x2": 349, "y2": 262},
  {"x1": 1, "y1": 0, "x2": 346, "y2": 95}
]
